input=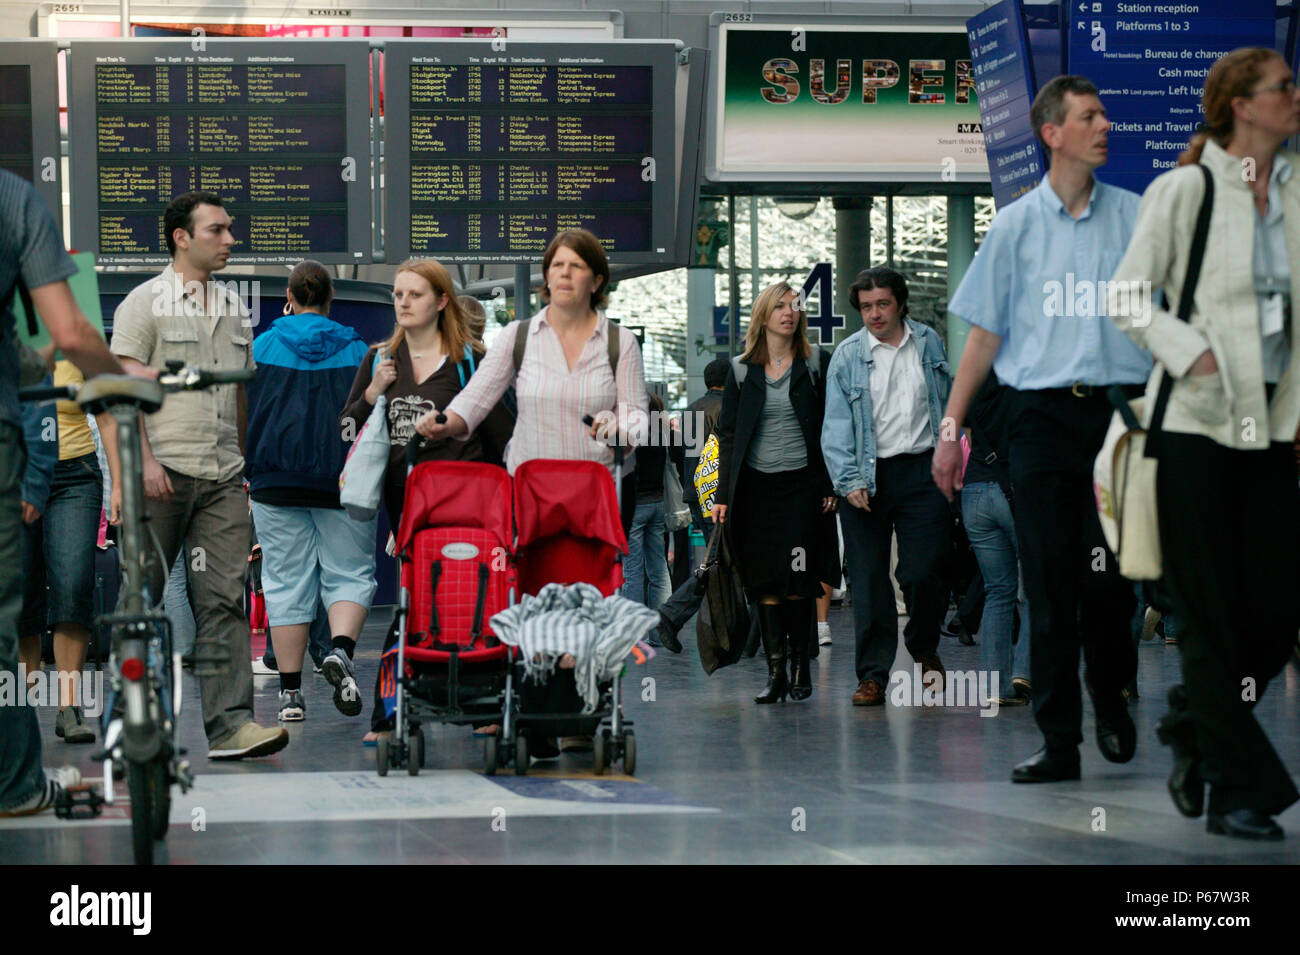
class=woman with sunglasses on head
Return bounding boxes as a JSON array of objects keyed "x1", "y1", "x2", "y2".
[
  {"x1": 1107, "y1": 48, "x2": 1300, "y2": 840},
  {"x1": 339, "y1": 258, "x2": 514, "y2": 743}
]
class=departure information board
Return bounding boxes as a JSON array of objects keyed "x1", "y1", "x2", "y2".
[
  {"x1": 68, "y1": 41, "x2": 371, "y2": 265},
  {"x1": 0, "y1": 42, "x2": 62, "y2": 218},
  {"x1": 384, "y1": 41, "x2": 679, "y2": 264}
]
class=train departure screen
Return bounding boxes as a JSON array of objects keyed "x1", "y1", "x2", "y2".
[
  {"x1": 69, "y1": 43, "x2": 371, "y2": 265},
  {"x1": 385, "y1": 43, "x2": 678, "y2": 264},
  {"x1": 0, "y1": 65, "x2": 35, "y2": 184},
  {"x1": 0, "y1": 43, "x2": 62, "y2": 215}
]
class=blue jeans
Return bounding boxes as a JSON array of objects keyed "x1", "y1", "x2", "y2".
[
  {"x1": 0, "y1": 423, "x2": 44, "y2": 811},
  {"x1": 18, "y1": 453, "x2": 104, "y2": 635},
  {"x1": 164, "y1": 549, "x2": 196, "y2": 656},
  {"x1": 961, "y1": 482, "x2": 1030, "y2": 692},
  {"x1": 625, "y1": 500, "x2": 671, "y2": 609}
]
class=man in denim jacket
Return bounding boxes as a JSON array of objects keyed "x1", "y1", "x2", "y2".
[{"x1": 822, "y1": 267, "x2": 953, "y2": 706}]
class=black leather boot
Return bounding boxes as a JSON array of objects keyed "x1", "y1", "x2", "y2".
[
  {"x1": 783, "y1": 600, "x2": 812, "y2": 701},
  {"x1": 1155, "y1": 684, "x2": 1204, "y2": 817},
  {"x1": 754, "y1": 603, "x2": 788, "y2": 704}
]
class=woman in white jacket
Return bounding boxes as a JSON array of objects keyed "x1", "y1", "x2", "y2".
[{"x1": 1108, "y1": 47, "x2": 1300, "y2": 841}]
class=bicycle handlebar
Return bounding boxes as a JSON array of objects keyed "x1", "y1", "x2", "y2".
[
  {"x1": 17, "y1": 384, "x2": 77, "y2": 403},
  {"x1": 18, "y1": 366, "x2": 256, "y2": 406},
  {"x1": 158, "y1": 366, "x2": 257, "y2": 391}
]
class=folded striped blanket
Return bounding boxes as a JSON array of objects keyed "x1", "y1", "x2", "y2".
[{"x1": 489, "y1": 583, "x2": 660, "y2": 712}]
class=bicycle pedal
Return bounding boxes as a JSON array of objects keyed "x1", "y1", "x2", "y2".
[{"x1": 55, "y1": 786, "x2": 105, "y2": 820}]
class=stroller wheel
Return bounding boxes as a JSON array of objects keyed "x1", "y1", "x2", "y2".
[
  {"x1": 484, "y1": 735, "x2": 498, "y2": 776},
  {"x1": 376, "y1": 737, "x2": 390, "y2": 777},
  {"x1": 514, "y1": 734, "x2": 528, "y2": 776},
  {"x1": 408, "y1": 728, "x2": 423, "y2": 776},
  {"x1": 622, "y1": 729, "x2": 636, "y2": 776},
  {"x1": 592, "y1": 730, "x2": 607, "y2": 776}
]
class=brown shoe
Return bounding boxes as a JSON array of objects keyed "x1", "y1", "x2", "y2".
[
  {"x1": 851, "y1": 678, "x2": 885, "y2": 706},
  {"x1": 918, "y1": 653, "x2": 945, "y2": 691}
]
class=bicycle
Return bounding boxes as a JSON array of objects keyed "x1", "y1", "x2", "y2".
[{"x1": 20, "y1": 362, "x2": 256, "y2": 865}]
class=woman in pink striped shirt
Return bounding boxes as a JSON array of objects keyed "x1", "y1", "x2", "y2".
[{"x1": 415, "y1": 229, "x2": 648, "y2": 532}]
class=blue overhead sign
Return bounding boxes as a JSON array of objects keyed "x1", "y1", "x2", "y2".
[
  {"x1": 967, "y1": 0, "x2": 1045, "y2": 208},
  {"x1": 1068, "y1": 0, "x2": 1276, "y2": 195}
]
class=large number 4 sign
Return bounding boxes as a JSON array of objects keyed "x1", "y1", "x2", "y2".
[{"x1": 795, "y1": 262, "x2": 845, "y2": 345}]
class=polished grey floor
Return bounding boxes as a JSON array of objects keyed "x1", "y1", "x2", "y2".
[{"x1": 5, "y1": 607, "x2": 1300, "y2": 864}]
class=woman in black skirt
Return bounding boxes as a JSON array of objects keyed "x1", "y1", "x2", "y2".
[{"x1": 712, "y1": 282, "x2": 837, "y2": 703}]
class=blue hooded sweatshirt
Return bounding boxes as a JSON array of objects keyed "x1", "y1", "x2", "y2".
[{"x1": 245, "y1": 312, "x2": 370, "y2": 502}]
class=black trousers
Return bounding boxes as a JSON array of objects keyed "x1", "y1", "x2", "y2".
[
  {"x1": 1007, "y1": 390, "x2": 1137, "y2": 753},
  {"x1": 839, "y1": 450, "x2": 951, "y2": 686},
  {"x1": 1157, "y1": 433, "x2": 1300, "y2": 816}
]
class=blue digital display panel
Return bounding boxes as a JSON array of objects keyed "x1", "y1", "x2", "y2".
[
  {"x1": 967, "y1": 0, "x2": 1046, "y2": 208},
  {"x1": 1068, "y1": 0, "x2": 1276, "y2": 195}
]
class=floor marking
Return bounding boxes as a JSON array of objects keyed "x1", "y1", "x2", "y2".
[{"x1": 0, "y1": 771, "x2": 717, "y2": 830}]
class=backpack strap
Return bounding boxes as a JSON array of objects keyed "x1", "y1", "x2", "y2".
[
  {"x1": 456, "y1": 343, "x2": 476, "y2": 389},
  {"x1": 606, "y1": 319, "x2": 620, "y2": 379},
  {"x1": 2, "y1": 278, "x2": 40, "y2": 340},
  {"x1": 512, "y1": 317, "x2": 530, "y2": 377}
]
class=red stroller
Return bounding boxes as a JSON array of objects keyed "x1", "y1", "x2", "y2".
[
  {"x1": 378, "y1": 460, "x2": 517, "y2": 777},
  {"x1": 494, "y1": 457, "x2": 638, "y2": 776}
]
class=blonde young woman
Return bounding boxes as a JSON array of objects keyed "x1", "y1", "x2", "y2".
[
  {"x1": 339, "y1": 258, "x2": 513, "y2": 742},
  {"x1": 1108, "y1": 48, "x2": 1300, "y2": 840},
  {"x1": 712, "y1": 282, "x2": 836, "y2": 704}
]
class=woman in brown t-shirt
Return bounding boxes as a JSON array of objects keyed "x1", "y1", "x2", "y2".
[
  {"x1": 338, "y1": 257, "x2": 513, "y2": 741},
  {"x1": 339, "y1": 259, "x2": 513, "y2": 532}
]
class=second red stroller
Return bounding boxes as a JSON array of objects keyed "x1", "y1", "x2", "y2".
[{"x1": 493, "y1": 457, "x2": 638, "y2": 776}]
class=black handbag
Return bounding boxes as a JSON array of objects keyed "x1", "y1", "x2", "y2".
[{"x1": 694, "y1": 527, "x2": 750, "y2": 675}]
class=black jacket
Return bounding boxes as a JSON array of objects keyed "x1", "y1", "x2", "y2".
[{"x1": 715, "y1": 348, "x2": 834, "y2": 510}]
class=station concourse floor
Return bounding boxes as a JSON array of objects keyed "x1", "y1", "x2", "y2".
[{"x1": 5, "y1": 606, "x2": 1300, "y2": 865}]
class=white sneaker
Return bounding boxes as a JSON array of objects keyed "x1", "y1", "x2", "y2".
[
  {"x1": 251, "y1": 656, "x2": 277, "y2": 676},
  {"x1": 817, "y1": 622, "x2": 832, "y2": 646},
  {"x1": 46, "y1": 765, "x2": 82, "y2": 788},
  {"x1": 278, "y1": 689, "x2": 305, "y2": 722},
  {"x1": 0, "y1": 766, "x2": 81, "y2": 817}
]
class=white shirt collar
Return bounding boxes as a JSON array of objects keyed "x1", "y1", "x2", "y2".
[{"x1": 868, "y1": 321, "x2": 912, "y2": 351}]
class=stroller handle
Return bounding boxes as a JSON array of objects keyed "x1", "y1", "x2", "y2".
[{"x1": 405, "y1": 414, "x2": 450, "y2": 470}]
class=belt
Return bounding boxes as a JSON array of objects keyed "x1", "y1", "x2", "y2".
[{"x1": 1037, "y1": 383, "x2": 1145, "y2": 400}]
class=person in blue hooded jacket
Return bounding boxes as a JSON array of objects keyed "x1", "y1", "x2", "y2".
[{"x1": 245, "y1": 260, "x2": 376, "y2": 723}]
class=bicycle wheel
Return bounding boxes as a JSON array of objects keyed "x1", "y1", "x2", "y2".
[
  {"x1": 127, "y1": 759, "x2": 168, "y2": 865},
  {"x1": 150, "y1": 762, "x2": 171, "y2": 840}
]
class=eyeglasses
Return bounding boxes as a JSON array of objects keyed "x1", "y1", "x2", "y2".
[{"x1": 1251, "y1": 78, "x2": 1298, "y2": 97}]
